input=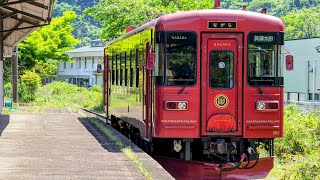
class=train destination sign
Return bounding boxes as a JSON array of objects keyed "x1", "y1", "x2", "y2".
[
  {"x1": 253, "y1": 35, "x2": 275, "y2": 43},
  {"x1": 208, "y1": 22, "x2": 237, "y2": 29}
]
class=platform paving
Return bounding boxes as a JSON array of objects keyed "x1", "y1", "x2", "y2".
[{"x1": 0, "y1": 108, "x2": 173, "y2": 180}]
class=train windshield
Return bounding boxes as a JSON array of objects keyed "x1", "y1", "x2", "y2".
[
  {"x1": 248, "y1": 32, "x2": 284, "y2": 86},
  {"x1": 155, "y1": 31, "x2": 197, "y2": 86}
]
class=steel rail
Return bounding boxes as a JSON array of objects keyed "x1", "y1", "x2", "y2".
[{"x1": 80, "y1": 108, "x2": 108, "y2": 121}]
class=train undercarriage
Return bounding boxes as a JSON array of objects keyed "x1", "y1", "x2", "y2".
[{"x1": 110, "y1": 115, "x2": 275, "y2": 179}]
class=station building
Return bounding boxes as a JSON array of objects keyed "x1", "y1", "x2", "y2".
[
  {"x1": 56, "y1": 39, "x2": 104, "y2": 87},
  {"x1": 284, "y1": 38, "x2": 320, "y2": 102}
]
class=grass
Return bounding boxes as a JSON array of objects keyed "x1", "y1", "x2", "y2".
[
  {"x1": 87, "y1": 117, "x2": 152, "y2": 180},
  {"x1": 267, "y1": 104, "x2": 320, "y2": 179},
  {"x1": 34, "y1": 82, "x2": 104, "y2": 112}
]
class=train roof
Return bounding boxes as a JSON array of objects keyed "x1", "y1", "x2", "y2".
[
  {"x1": 105, "y1": 9, "x2": 284, "y2": 47},
  {"x1": 158, "y1": 9, "x2": 283, "y2": 25}
]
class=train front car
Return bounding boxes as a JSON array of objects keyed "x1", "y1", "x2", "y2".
[{"x1": 152, "y1": 10, "x2": 285, "y2": 179}]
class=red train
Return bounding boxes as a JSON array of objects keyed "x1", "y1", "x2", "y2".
[{"x1": 102, "y1": 2, "x2": 293, "y2": 179}]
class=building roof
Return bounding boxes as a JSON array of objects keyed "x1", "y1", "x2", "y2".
[
  {"x1": 65, "y1": 46, "x2": 104, "y2": 58},
  {"x1": 66, "y1": 39, "x2": 104, "y2": 58},
  {"x1": 67, "y1": 46, "x2": 104, "y2": 53},
  {"x1": 1, "y1": 0, "x2": 55, "y2": 57}
]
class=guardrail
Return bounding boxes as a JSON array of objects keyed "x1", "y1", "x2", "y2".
[{"x1": 285, "y1": 100, "x2": 320, "y2": 111}]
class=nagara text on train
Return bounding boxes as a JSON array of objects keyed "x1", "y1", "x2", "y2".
[{"x1": 101, "y1": 1, "x2": 294, "y2": 179}]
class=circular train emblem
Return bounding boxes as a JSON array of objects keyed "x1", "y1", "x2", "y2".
[{"x1": 214, "y1": 94, "x2": 229, "y2": 109}]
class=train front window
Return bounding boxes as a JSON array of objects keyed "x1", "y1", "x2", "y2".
[
  {"x1": 248, "y1": 32, "x2": 284, "y2": 86},
  {"x1": 209, "y1": 50, "x2": 234, "y2": 89},
  {"x1": 155, "y1": 31, "x2": 197, "y2": 86}
]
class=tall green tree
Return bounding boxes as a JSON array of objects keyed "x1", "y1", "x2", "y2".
[
  {"x1": 282, "y1": 7, "x2": 320, "y2": 40},
  {"x1": 18, "y1": 11, "x2": 80, "y2": 78},
  {"x1": 84, "y1": 0, "x2": 215, "y2": 40},
  {"x1": 85, "y1": 0, "x2": 320, "y2": 41}
]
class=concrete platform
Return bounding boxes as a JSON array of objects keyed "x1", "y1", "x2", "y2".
[{"x1": 0, "y1": 109, "x2": 173, "y2": 179}]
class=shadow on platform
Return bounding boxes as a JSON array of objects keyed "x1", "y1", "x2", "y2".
[
  {"x1": 78, "y1": 117, "x2": 122, "y2": 153},
  {"x1": 0, "y1": 114, "x2": 10, "y2": 136}
]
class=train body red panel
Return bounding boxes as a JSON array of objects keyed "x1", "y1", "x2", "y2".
[{"x1": 103, "y1": 9, "x2": 285, "y2": 179}]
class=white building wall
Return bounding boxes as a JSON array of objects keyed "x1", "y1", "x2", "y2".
[
  {"x1": 285, "y1": 38, "x2": 320, "y2": 101},
  {"x1": 56, "y1": 55, "x2": 104, "y2": 87}
]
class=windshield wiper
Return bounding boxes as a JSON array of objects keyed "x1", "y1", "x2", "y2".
[
  {"x1": 178, "y1": 73, "x2": 195, "y2": 94},
  {"x1": 251, "y1": 77, "x2": 264, "y2": 94}
]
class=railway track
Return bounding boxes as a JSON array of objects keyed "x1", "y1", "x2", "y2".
[{"x1": 80, "y1": 108, "x2": 110, "y2": 124}]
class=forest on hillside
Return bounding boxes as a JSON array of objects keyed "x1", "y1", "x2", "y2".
[
  {"x1": 52, "y1": 0, "x2": 101, "y2": 47},
  {"x1": 53, "y1": 0, "x2": 320, "y2": 42}
]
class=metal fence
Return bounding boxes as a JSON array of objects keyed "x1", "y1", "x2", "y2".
[{"x1": 285, "y1": 100, "x2": 320, "y2": 112}]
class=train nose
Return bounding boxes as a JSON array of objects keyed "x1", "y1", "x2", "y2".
[{"x1": 206, "y1": 114, "x2": 236, "y2": 132}]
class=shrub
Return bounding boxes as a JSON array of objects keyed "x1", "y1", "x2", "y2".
[
  {"x1": 268, "y1": 104, "x2": 320, "y2": 179},
  {"x1": 35, "y1": 81, "x2": 104, "y2": 112},
  {"x1": 88, "y1": 85, "x2": 102, "y2": 93},
  {"x1": 275, "y1": 104, "x2": 319, "y2": 156},
  {"x1": 19, "y1": 71, "x2": 41, "y2": 102}
]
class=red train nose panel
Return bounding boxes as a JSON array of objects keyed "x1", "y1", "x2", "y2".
[{"x1": 207, "y1": 115, "x2": 236, "y2": 132}]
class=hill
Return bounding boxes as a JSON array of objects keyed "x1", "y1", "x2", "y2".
[{"x1": 53, "y1": 0, "x2": 102, "y2": 47}]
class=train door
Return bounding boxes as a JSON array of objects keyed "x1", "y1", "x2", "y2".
[{"x1": 201, "y1": 33, "x2": 243, "y2": 136}]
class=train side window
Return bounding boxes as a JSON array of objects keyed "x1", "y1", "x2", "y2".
[
  {"x1": 120, "y1": 53, "x2": 123, "y2": 86},
  {"x1": 112, "y1": 55, "x2": 115, "y2": 85},
  {"x1": 116, "y1": 54, "x2": 119, "y2": 85},
  {"x1": 209, "y1": 50, "x2": 234, "y2": 89},
  {"x1": 136, "y1": 50, "x2": 139, "y2": 88},
  {"x1": 124, "y1": 52, "x2": 128, "y2": 86},
  {"x1": 131, "y1": 50, "x2": 136, "y2": 88},
  {"x1": 130, "y1": 50, "x2": 133, "y2": 87}
]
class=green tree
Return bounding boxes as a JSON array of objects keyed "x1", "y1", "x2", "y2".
[
  {"x1": 85, "y1": 0, "x2": 320, "y2": 41},
  {"x1": 84, "y1": 0, "x2": 215, "y2": 40},
  {"x1": 18, "y1": 11, "x2": 80, "y2": 78},
  {"x1": 247, "y1": 0, "x2": 276, "y2": 13},
  {"x1": 282, "y1": 7, "x2": 320, "y2": 40}
]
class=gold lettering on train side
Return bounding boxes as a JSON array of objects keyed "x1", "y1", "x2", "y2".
[
  {"x1": 273, "y1": 131, "x2": 280, "y2": 135},
  {"x1": 246, "y1": 120, "x2": 280, "y2": 124},
  {"x1": 213, "y1": 42, "x2": 231, "y2": 47},
  {"x1": 213, "y1": 119, "x2": 233, "y2": 122},
  {"x1": 172, "y1": 36, "x2": 187, "y2": 40},
  {"x1": 161, "y1": 120, "x2": 197, "y2": 123}
]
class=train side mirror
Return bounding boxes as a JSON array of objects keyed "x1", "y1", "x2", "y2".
[
  {"x1": 285, "y1": 54, "x2": 294, "y2": 71},
  {"x1": 316, "y1": 44, "x2": 320, "y2": 53},
  {"x1": 97, "y1": 64, "x2": 102, "y2": 73},
  {"x1": 146, "y1": 52, "x2": 155, "y2": 70}
]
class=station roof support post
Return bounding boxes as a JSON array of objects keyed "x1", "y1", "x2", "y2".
[
  {"x1": 12, "y1": 45, "x2": 18, "y2": 103},
  {"x1": 0, "y1": 18, "x2": 3, "y2": 113}
]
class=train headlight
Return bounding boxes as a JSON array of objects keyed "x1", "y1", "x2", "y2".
[
  {"x1": 256, "y1": 101, "x2": 279, "y2": 111},
  {"x1": 165, "y1": 101, "x2": 188, "y2": 110},
  {"x1": 256, "y1": 102, "x2": 266, "y2": 110},
  {"x1": 178, "y1": 102, "x2": 187, "y2": 110}
]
